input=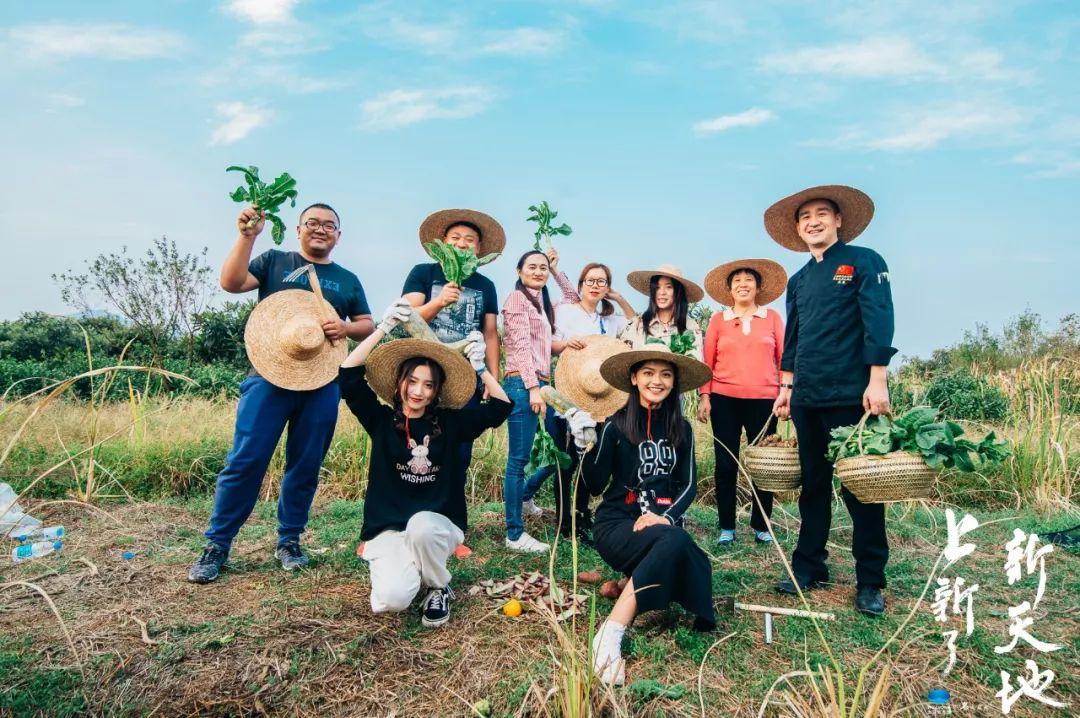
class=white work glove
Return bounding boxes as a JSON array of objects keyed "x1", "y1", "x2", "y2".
[
  {"x1": 565, "y1": 407, "x2": 598, "y2": 449},
  {"x1": 378, "y1": 298, "x2": 412, "y2": 335},
  {"x1": 463, "y1": 331, "x2": 486, "y2": 373}
]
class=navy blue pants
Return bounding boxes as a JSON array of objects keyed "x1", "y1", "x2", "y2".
[{"x1": 205, "y1": 376, "x2": 340, "y2": 552}]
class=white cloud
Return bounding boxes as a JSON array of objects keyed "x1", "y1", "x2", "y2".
[
  {"x1": 866, "y1": 103, "x2": 1021, "y2": 150},
  {"x1": 360, "y1": 87, "x2": 493, "y2": 131},
  {"x1": 224, "y1": 0, "x2": 299, "y2": 24},
  {"x1": 360, "y1": 10, "x2": 566, "y2": 58},
  {"x1": 46, "y1": 93, "x2": 86, "y2": 112},
  {"x1": 210, "y1": 102, "x2": 272, "y2": 145},
  {"x1": 13, "y1": 23, "x2": 185, "y2": 60},
  {"x1": 693, "y1": 108, "x2": 775, "y2": 135},
  {"x1": 760, "y1": 36, "x2": 941, "y2": 79}
]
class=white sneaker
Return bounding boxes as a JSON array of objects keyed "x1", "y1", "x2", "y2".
[
  {"x1": 591, "y1": 621, "x2": 626, "y2": 686},
  {"x1": 522, "y1": 499, "x2": 543, "y2": 517},
  {"x1": 505, "y1": 532, "x2": 550, "y2": 554}
]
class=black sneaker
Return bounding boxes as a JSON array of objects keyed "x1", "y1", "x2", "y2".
[
  {"x1": 855, "y1": 586, "x2": 886, "y2": 616},
  {"x1": 276, "y1": 540, "x2": 310, "y2": 572},
  {"x1": 188, "y1": 544, "x2": 228, "y2": 584},
  {"x1": 775, "y1": 575, "x2": 829, "y2": 595},
  {"x1": 559, "y1": 527, "x2": 594, "y2": 547},
  {"x1": 421, "y1": 586, "x2": 455, "y2": 627}
]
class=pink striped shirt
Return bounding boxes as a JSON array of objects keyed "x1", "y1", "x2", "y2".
[{"x1": 502, "y1": 272, "x2": 577, "y2": 389}]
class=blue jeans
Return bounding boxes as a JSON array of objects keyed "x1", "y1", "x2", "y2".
[
  {"x1": 502, "y1": 375, "x2": 555, "y2": 540},
  {"x1": 205, "y1": 376, "x2": 340, "y2": 551}
]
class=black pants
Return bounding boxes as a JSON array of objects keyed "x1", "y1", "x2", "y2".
[
  {"x1": 550, "y1": 417, "x2": 592, "y2": 535},
  {"x1": 709, "y1": 394, "x2": 776, "y2": 531},
  {"x1": 790, "y1": 404, "x2": 889, "y2": 589},
  {"x1": 593, "y1": 519, "x2": 715, "y2": 629}
]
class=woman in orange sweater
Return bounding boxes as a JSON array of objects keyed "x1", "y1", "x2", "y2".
[{"x1": 696, "y1": 259, "x2": 788, "y2": 545}]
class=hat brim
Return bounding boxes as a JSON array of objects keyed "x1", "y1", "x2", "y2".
[
  {"x1": 419, "y1": 209, "x2": 506, "y2": 258},
  {"x1": 704, "y1": 258, "x2": 788, "y2": 307},
  {"x1": 626, "y1": 269, "x2": 705, "y2": 303},
  {"x1": 764, "y1": 185, "x2": 874, "y2": 252},
  {"x1": 366, "y1": 338, "x2": 477, "y2": 410},
  {"x1": 599, "y1": 348, "x2": 712, "y2": 395},
  {"x1": 553, "y1": 335, "x2": 629, "y2": 420},
  {"x1": 244, "y1": 289, "x2": 348, "y2": 391}
]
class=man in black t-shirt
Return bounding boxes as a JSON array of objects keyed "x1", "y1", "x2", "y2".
[
  {"x1": 188, "y1": 203, "x2": 373, "y2": 585},
  {"x1": 402, "y1": 209, "x2": 505, "y2": 486}
]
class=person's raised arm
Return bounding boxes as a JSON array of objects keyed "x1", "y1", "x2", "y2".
[
  {"x1": 220, "y1": 206, "x2": 264, "y2": 293},
  {"x1": 341, "y1": 300, "x2": 411, "y2": 368}
]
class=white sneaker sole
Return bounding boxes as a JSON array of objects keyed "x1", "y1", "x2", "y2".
[
  {"x1": 505, "y1": 540, "x2": 549, "y2": 554},
  {"x1": 422, "y1": 613, "x2": 451, "y2": 628}
]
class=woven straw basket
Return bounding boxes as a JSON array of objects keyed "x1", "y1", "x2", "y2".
[
  {"x1": 836, "y1": 452, "x2": 936, "y2": 503},
  {"x1": 742, "y1": 422, "x2": 801, "y2": 492},
  {"x1": 834, "y1": 412, "x2": 937, "y2": 503}
]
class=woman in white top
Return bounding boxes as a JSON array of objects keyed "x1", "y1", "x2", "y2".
[{"x1": 523, "y1": 261, "x2": 637, "y2": 542}]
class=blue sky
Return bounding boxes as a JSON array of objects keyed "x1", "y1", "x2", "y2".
[{"x1": 1, "y1": 0, "x2": 1077, "y2": 359}]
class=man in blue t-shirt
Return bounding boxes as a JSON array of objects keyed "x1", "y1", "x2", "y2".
[
  {"x1": 189, "y1": 203, "x2": 373, "y2": 584},
  {"x1": 402, "y1": 208, "x2": 504, "y2": 484}
]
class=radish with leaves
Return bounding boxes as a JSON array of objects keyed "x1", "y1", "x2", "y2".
[
  {"x1": 527, "y1": 201, "x2": 572, "y2": 251},
  {"x1": 227, "y1": 165, "x2": 299, "y2": 245},
  {"x1": 422, "y1": 241, "x2": 500, "y2": 296}
]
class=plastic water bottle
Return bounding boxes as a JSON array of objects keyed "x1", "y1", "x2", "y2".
[
  {"x1": 12, "y1": 525, "x2": 64, "y2": 544},
  {"x1": 0, "y1": 483, "x2": 42, "y2": 537},
  {"x1": 12, "y1": 540, "x2": 62, "y2": 564}
]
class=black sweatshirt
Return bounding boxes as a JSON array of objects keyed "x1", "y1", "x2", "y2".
[
  {"x1": 781, "y1": 241, "x2": 897, "y2": 407},
  {"x1": 339, "y1": 365, "x2": 512, "y2": 540},
  {"x1": 581, "y1": 413, "x2": 697, "y2": 527}
]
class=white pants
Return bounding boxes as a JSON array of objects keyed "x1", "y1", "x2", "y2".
[{"x1": 361, "y1": 511, "x2": 464, "y2": 614}]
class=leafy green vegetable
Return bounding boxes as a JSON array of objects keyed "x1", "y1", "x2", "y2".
[
  {"x1": 226, "y1": 165, "x2": 299, "y2": 245},
  {"x1": 826, "y1": 406, "x2": 1012, "y2": 471},
  {"x1": 525, "y1": 419, "x2": 572, "y2": 476},
  {"x1": 526, "y1": 201, "x2": 572, "y2": 251},
  {"x1": 645, "y1": 331, "x2": 696, "y2": 356},
  {"x1": 422, "y1": 241, "x2": 499, "y2": 290}
]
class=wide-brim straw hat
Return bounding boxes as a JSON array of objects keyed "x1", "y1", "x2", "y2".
[
  {"x1": 554, "y1": 335, "x2": 629, "y2": 420},
  {"x1": 245, "y1": 289, "x2": 348, "y2": 391},
  {"x1": 599, "y1": 344, "x2": 712, "y2": 395},
  {"x1": 704, "y1": 258, "x2": 788, "y2": 307},
  {"x1": 365, "y1": 338, "x2": 477, "y2": 410},
  {"x1": 626, "y1": 264, "x2": 704, "y2": 303},
  {"x1": 764, "y1": 185, "x2": 874, "y2": 252},
  {"x1": 418, "y1": 208, "x2": 506, "y2": 257}
]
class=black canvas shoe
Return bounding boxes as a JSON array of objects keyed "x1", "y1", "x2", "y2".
[
  {"x1": 775, "y1": 575, "x2": 828, "y2": 595},
  {"x1": 855, "y1": 586, "x2": 886, "y2": 616},
  {"x1": 276, "y1": 540, "x2": 310, "y2": 571},
  {"x1": 421, "y1": 586, "x2": 455, "y2": 627},
  {"x1": 188, "y1": 544, "x2": 228, "y2": 584}
]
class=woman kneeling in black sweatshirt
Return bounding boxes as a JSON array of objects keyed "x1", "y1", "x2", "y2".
[
  {"x1": 339, "y1": 300, "x2": 512, "y2": 628},
  {"x1": 559, "y1": 344, "x2": 715, "y2": 685}
]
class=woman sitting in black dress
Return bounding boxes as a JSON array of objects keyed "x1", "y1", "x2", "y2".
[{"x1": 560, "y1": 343, "x2": 715, "y2": 685}]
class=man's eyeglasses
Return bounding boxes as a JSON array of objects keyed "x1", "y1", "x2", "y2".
[
  {"x1": 303, "y1": 219, "x2": 339, "y2": 233},
  {"x1": 582, "y1": 278, "x2": 609, "y2": 287}
]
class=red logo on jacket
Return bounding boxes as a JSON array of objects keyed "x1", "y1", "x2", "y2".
[{"x1": 833, "y1": 264, "x2": 855, "y2": 284}]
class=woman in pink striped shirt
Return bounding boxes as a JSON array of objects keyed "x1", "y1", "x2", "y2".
[
  {"x1": 501, "y1": 249, "x2": 578, "y2": 553},
  {"x1": 696, "y1": 259, "x2": 788, "y2": 546}
]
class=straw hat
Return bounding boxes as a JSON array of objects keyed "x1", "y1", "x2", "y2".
[
  {"x1": 626, "y1": 264, "x2": 704, "y2": 303},
  {"x1": 599, "y1": 343, "x2": 712, "y2": 395},
  {"x1": 418, "y1": 209, "x2": 506, "y2": 257},
  {"x1": 704, "y1": 259, "x2": 788, "y2": 307},
  {"x1": 554, "y1": 335, "x2": 629, "y2": 420},
  {"x1": 365, "y1": 338, "x2": 477, "y2": 410},
  {"x1": 244, "y1": 289, "x2": 348, "y2": 391},
  {"x1": 764, "y1": 185, "x2": 874, "y2": 252}
]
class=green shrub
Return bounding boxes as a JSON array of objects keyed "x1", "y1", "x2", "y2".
[{"x1": 924, "y1": 369, "x2": 1009, "y2": 421}]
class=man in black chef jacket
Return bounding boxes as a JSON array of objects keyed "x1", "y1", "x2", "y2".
[{"x1": 766, "y1": 185, "x2": 896, "y2": 616}]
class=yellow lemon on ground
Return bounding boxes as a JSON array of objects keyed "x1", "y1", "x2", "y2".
[{"x1": 502, "y1": 598, "x2": 523, "y2": 617}]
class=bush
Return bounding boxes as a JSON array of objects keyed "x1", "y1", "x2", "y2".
[{"x1": 924, "y1": 369, "x2": 1009, "y2": 421}]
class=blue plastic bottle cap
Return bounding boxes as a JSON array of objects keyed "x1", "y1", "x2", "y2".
[
  {"x1": 54, "y1": 541, "x2": 63, "y2": 550},
  {"x1": 122, "y1": 551, "x2": 136, "y2": 560},
  {"x1": 927, "y1": 688, "x2": 950, "y2": 705}
]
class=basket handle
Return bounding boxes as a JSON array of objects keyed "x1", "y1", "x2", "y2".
[
  {"x1": 750, "y1": 419, "x2": 772, "y2": 447},
  {"x1": 837, "y1": 409, "x2": 896, "y2": 458}
]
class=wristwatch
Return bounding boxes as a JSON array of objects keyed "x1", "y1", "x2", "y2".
[{"x1": 780, "y1": 382, "x2": 794, "y2": 389}]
